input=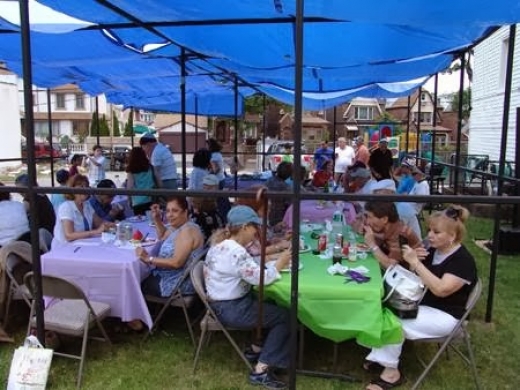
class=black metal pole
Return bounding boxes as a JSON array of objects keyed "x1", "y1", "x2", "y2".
[
  {"x1": 130, "y1": 107, "x2": 135, "y2": 148},
  {"x1": 46, "y1": 88, "x2": 55, "y2": 186},
  {"x1": 195, "y1": 96, "x2": 199, "y2": 150},
  {"x1": 289, "y1": 1, "x2": 304, "y2": 388},
  {"x1": 416, "y1": 87, "x2": 421, "y2": 163},
  {"x1": 332, "y1": 106, "x2": 337, "y2": 173},
  {"x1": 19, "y1": 0, "x2": 45, "y2": 345},
  {"x1": 405, "y1": 96, "x2": 411, "y2": 154},
  {"x1": 262, "y1": 94, "x2": 267, "y2": 171},
  {"x1": 430, "y1": 74, "x2": 439, "y2": 190},
  {"x1": 95, "y1": 96, "x2": 100, "y2": 146},
  {"x1": 453, "y1": 52, "x2": 466, "y2": 195},
  {"x1": 486, "y1": 24, "x2": 516, "y2": 323},
  {"x1": 233, "y1": 75, "x2": 239, "y2": 191},
  {"x1": 180, "y1": 48, "x2": 187, "y2": 189}
]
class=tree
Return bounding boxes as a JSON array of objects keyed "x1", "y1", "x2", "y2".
[
  {"x1": 448, "y1": 87, "x2": 471, "y2": 119},
  {"x1": 112, "y1": 111, "x2": 120, "y2": 137},
  {"x1": 99, "y1": 115, "x2": 110, "y2": 136},
  {"x1": 244, "y1": 93, "x2": 291, "y2": 115},
  {"x1": 124, "y1": 110, "x2": 134, "y2": 136},
  {"x1": 89, "y1": 112, "x2": 99, "y2": 136}
]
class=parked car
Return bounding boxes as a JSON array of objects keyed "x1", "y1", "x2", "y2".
[
  {"x1": 109, "y1": 145, "x2": 131, "y2": 171},
  {"x1": 21, "y1": 143, "x2": 65, "y2": 161},
  {"x1": 266, "y1": 141, "x2": 312, "y2": 172}
]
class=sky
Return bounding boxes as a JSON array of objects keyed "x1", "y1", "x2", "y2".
[{"x1": 0, "y1": 0, "x2": 469, "y2": 95}]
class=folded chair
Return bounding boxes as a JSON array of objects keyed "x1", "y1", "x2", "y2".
[
  {"x1": 3, "y1": 253, "x2": 32, "y2": 328},
  {"x1": 24, "y1": 272, "x2": 112, "y2": 389},
  {"x1": 411, "y1": 278, "x2": 482, "y2": 390},
  {"x1": 191, "y1": 260, "x2": 253, "y2": 373},
  {"x1": 142, "y1": 248, "x2": 208, "y2": 345}
]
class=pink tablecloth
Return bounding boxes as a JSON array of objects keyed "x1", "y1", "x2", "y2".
[
  {"x1": 41, "y1": 221, "x2": 156, "y2": 328},
  {"x1": 282, "y1": 200, "x2": 357, "y2": 228}
]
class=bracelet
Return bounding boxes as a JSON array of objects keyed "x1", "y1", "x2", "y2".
[{"x1": 148, "y1": 256, "x2": 154, "y2": 265}]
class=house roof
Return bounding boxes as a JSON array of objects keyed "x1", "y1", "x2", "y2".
[
  {"x1": 279, "y1": 112, "x2": 330, "y2": 125},
  {"x1": 154, "y1": 113, "x2": 207, "y2": 129},
  {"x1": 158, "y1": 120, "x2": 207, "y2": 132}
]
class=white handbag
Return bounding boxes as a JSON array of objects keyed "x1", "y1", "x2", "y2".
[
  {"x1": 7, "y1": 336, "x2": 53, "y2": 390},
  {"x1": 383, "y1": 263, "x2": 426, "y2": 319}
]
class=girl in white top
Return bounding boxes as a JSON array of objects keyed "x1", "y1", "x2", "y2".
[
  {"x1": 52, "y1": 174, "x2": 112, "y2": 247},
  {"x1": 205, "y1": 205, "x2": 291, "y2": 388}
]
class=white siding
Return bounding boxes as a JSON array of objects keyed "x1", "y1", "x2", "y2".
[
  {"x1": 0, "y1": 75, "x2": 22, "y2": 168},
  {"x1": 470, "y1": 25, "x2": 520, "y2": 162}
]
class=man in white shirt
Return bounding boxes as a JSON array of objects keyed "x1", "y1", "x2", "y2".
[
  {"x1": 334, "y1": 137, "x2": 355, "y2": 183},
  {"x1": 82, "y1": 145, "x2": 106, "y2": 186},
  {"x1": 409, "y1": 167, "x2": 431, "y2": 215},
  {"x1": 139, "y1": 134, "x2": 178, "y2": 189}
]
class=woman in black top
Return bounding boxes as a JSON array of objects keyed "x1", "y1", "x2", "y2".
[{"x1": 364, "y1": 205, "x2": 477, "y2": 390}]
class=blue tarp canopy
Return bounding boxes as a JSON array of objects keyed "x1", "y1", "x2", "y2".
[{"x1": 1, "y1": 0, "x2": 520, "y2": 111}]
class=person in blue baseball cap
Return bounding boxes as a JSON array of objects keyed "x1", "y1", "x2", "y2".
[{"x1": 205, "y1": 205, "x2": 291, "y2": 389}]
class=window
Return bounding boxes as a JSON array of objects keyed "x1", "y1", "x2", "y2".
[
  {"x1": 421, "y1": 93, "x2": 426, "y2": 101},
  {"x1": 354, "y1": 106, "x2": 374, "y2": 120},
  {"x1": 75, "y1": 93, "x2": 85, "y2": 110},
  {"x1": 413, "y1": 112, "x2": 433, "y2": 124},
  {"x1": 55, "y1": 93, "x2": 65, "y2": 109}
]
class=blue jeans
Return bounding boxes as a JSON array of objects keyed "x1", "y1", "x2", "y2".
[{"x1": 210, "y1": 293, "x2": 290, "y2": 368}]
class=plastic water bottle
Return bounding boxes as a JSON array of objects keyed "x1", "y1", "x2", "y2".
[{"x1": 332, "y1": 208, "x2": 344, "y2": 236}]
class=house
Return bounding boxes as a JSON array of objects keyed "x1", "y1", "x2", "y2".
[
  {"x1": 470, "y1": 25, "x2": 520, "y2": 162},
  {"x1": 0, "y1": 69, "x2": 22, "y2": 169},
  {"x1": 278, "y1": 112, "x2": 330, "y2": 145},
  {"x1": 157, "y1": 120, "x2": 208, "y2": 153},
  {"x1": 323, "y1": 98, "x2": 387, "y2": 141},
  {"x1": 386, "y1": 90, "x2": 454, "y2": 148}
]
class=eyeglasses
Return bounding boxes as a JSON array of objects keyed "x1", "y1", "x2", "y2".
[{"x1": 445, "y1": 207, "x2": 461, "y2": 220}]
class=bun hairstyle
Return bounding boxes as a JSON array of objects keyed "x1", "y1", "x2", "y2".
[{"x1": 428, "y1": 204, "x2": 470, "y2": 244}]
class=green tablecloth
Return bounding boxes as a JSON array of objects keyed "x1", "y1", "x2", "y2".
[{"x1": 263, "y1": 232, "x2": 403, "y2": 347}]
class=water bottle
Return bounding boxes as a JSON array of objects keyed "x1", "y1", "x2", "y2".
[
  {"x1": 114, "y1": 174, "x2": 121, "y2": 188},
  {"x1": 332, "y1": 209, "x2": 343, "y2": 235}
]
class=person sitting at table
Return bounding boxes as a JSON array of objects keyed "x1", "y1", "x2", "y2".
[
  {"x1": 190, "y1": 195, "x2": 224, "y2": 241},
  {"x1": 363, "y1": 201, "x2": 422, "y2": 268},
  {"x1": 89, "y1": 179, "x2": 125, "y2": 222},
  {"x1": 52, "y1": 174, "x2": 112, "y2": 247},
  {"x1": 394, "y1": 161, "x2": 415, "y2": 195},
  {"x1": 135, "y1": 196, "x2": 206, "y2": 299},
  {"x1": 126, "y1": 146, "x2": 155, "y2": 216},
  {"x1": 311, "y1": 158, "x2": 333, "y2": 188},
  {"x1": 51, "y1": 169, "x2": 70, "y2": 214},
  {"x1": 205, "y1": 205, "x2": 291, "y2": 389},
  {"x1": 265, "y1": 162, "x2": 292, "y2": 226},
  {"x1": 0, "y1": 182, "x2": 30, "y2": 247},
  {"x1": 363, "y1": 205, "x2": 477, "y2": 390}
]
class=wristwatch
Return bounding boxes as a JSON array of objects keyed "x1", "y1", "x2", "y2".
[{"x1": 148, "y1": 256, "x2": 154, "y2": 265}]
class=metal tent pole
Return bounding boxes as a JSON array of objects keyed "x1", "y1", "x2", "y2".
[
  {"x1": 406, "y1": 96, "x2": 411, "y2": 154},
  {"x1": 234, "y1": 76, "x2": 239, "y2": 190},
  {"x1": 262, "y1": 94, "x2": 267, "y2": 171},
  {"x1": 46, "y1": 88, "x2": 55, "y2": 186},
  {"x1": 453, "y1": 52, "x2": 466, "y2": 195},
  {"x1": 416, "y1": 87, "x2": 421, "y2": 163},
  {"x1": 195, "y1": 96, "x2": 199, "y2": 150},
  {"x1": 430, "y1": 74, "x2": 439, "y2": 191},
  {"x1": 486, "y1": 24, "x2": 516, "y2": 322},
  {"x1": 180, "y1": 48, "x2": 187, "y2": 189},
  {"x1": 95, "y1": 96, "x2": 100, "y2": 146},
  {"x1": 19, "y1": 0, "x2": 45, "y2": 344}
]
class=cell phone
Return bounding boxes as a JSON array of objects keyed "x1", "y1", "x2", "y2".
[{"x1": 398, "y1": 235, "x2": 409, "y2": 247}]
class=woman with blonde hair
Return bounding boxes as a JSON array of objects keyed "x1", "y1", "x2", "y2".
[
  {"x1": 363, "y1": 205, "x2": 478, "y2": 390},
  {"x1": 205, "y1": 205, "x2": 291, "y2": 389}
]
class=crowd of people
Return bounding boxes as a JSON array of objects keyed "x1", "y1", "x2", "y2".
[{"x1": 0, "y1": 134, "x2": 479, "y2": 390}]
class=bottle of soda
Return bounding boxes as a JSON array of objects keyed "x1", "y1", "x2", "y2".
[{"x1": 332, "y1": 245, "x2": 343, "y2": 264}]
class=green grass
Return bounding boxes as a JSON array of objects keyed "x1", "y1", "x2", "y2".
[{"x1": 1, "y1": 216, "x2": 519, "y2": 389}]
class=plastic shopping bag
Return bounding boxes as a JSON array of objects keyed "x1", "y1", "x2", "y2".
[{"x1": 7, "y1": 335, "x2": 53, "y2": 390}]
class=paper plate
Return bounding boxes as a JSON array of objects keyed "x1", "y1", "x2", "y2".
[
  {"x1": 299, "y1": 245, "x2": 311, "y2": 254},
  {"x1": 126, "y1": 215, "x2": 147, "y2": 223},
  {"x1": 281, "y1": 263, "x2": 304, "y2": 273}
]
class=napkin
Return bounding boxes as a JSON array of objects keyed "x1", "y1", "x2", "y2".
[
  {"x1": 327, "y1": 263, "x2": 349, "y2": 275},
  {"x1": 349, "y1": 265, "x2": 369, "y2": 274}
]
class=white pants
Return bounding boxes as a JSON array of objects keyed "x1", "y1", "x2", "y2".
[{"x1": 365, "y1": 306, "x2": 458, "y2": 369}]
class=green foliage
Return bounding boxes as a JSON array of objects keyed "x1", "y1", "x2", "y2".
[
  {"x1": 124, "y1": 110, "x2": 134, "y2": 136},
  {"x1": 59, "y1": 134, "x2": 70, "y2": 148},
  {"x1": 245, "y1": 93, "x2": 291, "y2": 115},
  {"x1": 448, "y1": 87, "x2": 472, "y2": 119},
  {"x1": 112, "y1": 111, "x2": 120, "y2": 137},
  {"x1": 89, "y1": 112, "x2": 98, "y2": 136},
  {"x1": 99, "y1": 115, "x2": 110, "y2": 136}
]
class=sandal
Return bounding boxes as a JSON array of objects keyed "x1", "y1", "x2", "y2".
[
  {"x1": 363, "y1": 360, "x2": 385, "y2": 374},
  {"x1": 367, "y1": 375, "x2": 404, "y2": 390}
]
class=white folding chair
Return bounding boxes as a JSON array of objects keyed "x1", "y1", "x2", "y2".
[
  {"x1": 191, "y1": 261, "x2": 253, "y2": 373},
  {"x1": 2, "y1": 253, "x2": 32, "y2": 328},
  {"x1": 411, "y1": 279, "x2": 482, "y2": 390},
  {"x1": 24, "y1": 272, "x2": 112, "y2": 389}
]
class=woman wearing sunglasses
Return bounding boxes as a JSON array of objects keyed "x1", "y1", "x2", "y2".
[{"x1": 363, "y1": 205, "x2": 478, "y2": 390}]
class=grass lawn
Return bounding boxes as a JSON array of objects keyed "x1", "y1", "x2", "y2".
[{"x1": 1, "y1": 216, "x2": 519, "y2": 389}]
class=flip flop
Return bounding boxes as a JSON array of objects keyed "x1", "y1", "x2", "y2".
[
  {"x1": 368, "y1": 375, "x2": 404, "y2": 390},
  {"x1": 363, "y1": 360, "x2": 385, "y2": 374}
]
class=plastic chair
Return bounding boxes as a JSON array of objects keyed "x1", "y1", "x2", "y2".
[
  {"x1": 142, "y1": 247, "x2": 208, "y2": 345},
  {"x1": 2, "y1": 253, "x2": 32, "y2": 328},
  {"x1": 411, "y1": 279, "x2": 482, "y2": 390},
  {"x1": 190, "y1": 261, "x2": 253, "y2": 373},
  {"x1": 24, "y1": 272, "x2": 112, "y2": 389}
]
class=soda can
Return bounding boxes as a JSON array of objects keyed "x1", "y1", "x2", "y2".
[
  {"x1": 348, "y1": 244, "x2": 358, "y2": 262},
  {"x1": 318, "y1": 233, "x2": 328, "y2": 252},
  {"x1": 342, "y1": 243, "x2": 349, "y2": 256},
  {"x1": 335, "y1": 233, "x2": 343, "y2": 248},
  {"x1": 299, "y1": 235, "x2": 306, "y2": 250}
]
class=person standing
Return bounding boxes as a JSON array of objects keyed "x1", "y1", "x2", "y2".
[
  {"x1": 82, "y1": 145, "x2": 106, "y2": 187},
  {"x1": 354, "y1": 136, "x2": 370, "y2": 166},
  {"x1": 126, "y1": 147, "x2": 156, "y2": 216},
  {"x1": 188, "y1": 148, "x2": 212, "y2": 191},
  {"x1": 139, "y1": 134, "x2": 178, "y2": 190},
  {"x1": 409, "y1": 167, "x2": 431, "y2": 215},
  {"x1": 334, "y1": 137, "x2": 355, "y2": 183},
  {"x1": 207, "y1": 138, "x2": 226, "y2": 189},
  {"x1": 369, "y1": 138, "x2": 394, "y2": 181},
  {"x1": 313, "y1": 141, "x2": 334, "y2": 171}
]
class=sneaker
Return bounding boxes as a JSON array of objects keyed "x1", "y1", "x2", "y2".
[
  {"x1": 244, "y1": 347, "x2": 261, "y2": 364},
  {"x1": 249, "y1": 370, "x2": 286, "y2": 389}
]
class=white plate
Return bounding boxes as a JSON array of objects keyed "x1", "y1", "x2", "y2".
[
  {"x1": 126, "y1": 216, "x2": 147, "y2": 223},
  {"x1": 299, "y1": 245, "x2": 311, "y2": 254},
  {"x1": 280, "y1": 262, "x2": 304, "y2": 273},
  {"x1": 149, "y1": 222, "x2": 170, "y2": 228},
  {"x1": 300, "y1": 223, "x2": 322, "y2": 233}
]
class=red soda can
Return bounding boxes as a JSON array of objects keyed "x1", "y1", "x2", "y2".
[
  {"x1": 318, "y1": 233, "x2": 328, "y2": 252},
  {"x1": 342, "y1": 242, "x2": 350, "y2": 256},
  {"x1": 335, "y1": 233, "x2": 343, "y2": 248}
]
